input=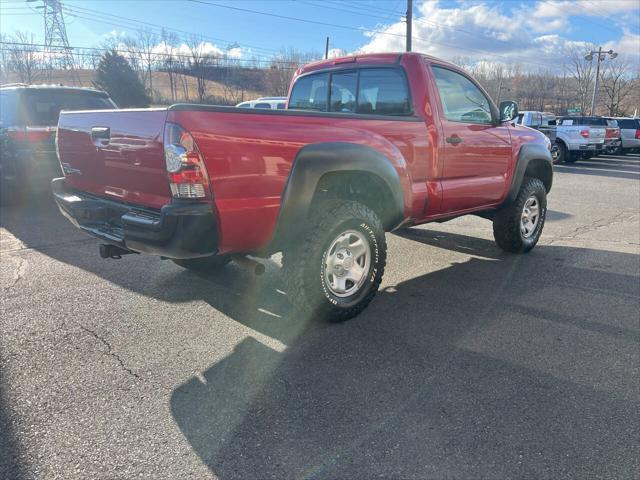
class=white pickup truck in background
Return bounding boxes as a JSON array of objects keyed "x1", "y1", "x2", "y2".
[
  {"x1": 555, "y1": 116, "x2": 606, "y2": 163},
  {"x1": 515, "y1": 111, "x2": 559, "y2": 163}
]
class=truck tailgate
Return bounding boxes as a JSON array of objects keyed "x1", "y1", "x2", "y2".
[
  {"x1": 589, "y1": 127, "x2": 606, "y2": 142},
  {"x1": 56, "y1": 109, "x2": 171, "y2": 209}
]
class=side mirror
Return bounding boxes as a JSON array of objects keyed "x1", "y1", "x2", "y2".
[{"x1": 499, "y1": 100, "x2": 518, "y2": 122}]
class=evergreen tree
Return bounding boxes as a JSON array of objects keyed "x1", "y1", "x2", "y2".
[{"x1": 93, "y1": 50, "x2": 150, "y2": 107}]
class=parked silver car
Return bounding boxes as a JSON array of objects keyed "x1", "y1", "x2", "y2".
[{"x1": 614, "y1": 118, "x2": 640, "y2": 154}]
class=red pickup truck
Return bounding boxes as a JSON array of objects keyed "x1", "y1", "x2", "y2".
[{"x1": 53, "y1": 52, "x2": 553, "y2": 322}]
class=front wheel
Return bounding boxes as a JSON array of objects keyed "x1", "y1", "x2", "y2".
[
  {"x1": 282, "y1": 200, "x2": 386, "y2": 322},
  {"x1": 492, "y1": 177, "x2": 547, "y2": 254}
]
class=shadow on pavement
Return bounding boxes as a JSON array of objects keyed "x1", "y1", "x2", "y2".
[
  {"x1": 2, "y1": 199, "x2": 639, "y2": 479},
  {"x1": 553, "y1": 153, "x2": 640, "y2": 181},
  {"x1": 167, "y1": 236, "x2": 639, "y2": 479}
]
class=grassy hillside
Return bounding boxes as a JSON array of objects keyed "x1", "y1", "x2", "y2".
[{"x1": 4, "y1": 69, "x2": 268, "y2": 106}]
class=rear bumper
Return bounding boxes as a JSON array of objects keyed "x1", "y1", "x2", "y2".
[
  {"x1": 52, "y1": 178, "x2": 218, "y2": 259},
  {"x1": 621, "y1": 138, "x2": 640, "y2": 149},
  {"x1": 569, "y1": 143, "x2": 596, "y2": 151}
]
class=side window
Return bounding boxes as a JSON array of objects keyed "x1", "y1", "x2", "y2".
[
  {"x1": 357, "y1": 69, "x2": 410, "y2": 115},
  {"x1": 254, "y1": 103, "x2": 271, "y2": 109},
  {"x1": 330, "y1": 71, "x2": 357, "y2": 113},
  {"x1": 237, "y1": 102, "x2": 251, "y2": 108},
  {"x1": 288, "y1": 73, "x2": 329, "y2": 111},
  {"x1": 432, "y1": 66, "x2": 493, "y2": 124},
  {"x1": 276, "y1": 102, "x2": 286, "y2": 109}
]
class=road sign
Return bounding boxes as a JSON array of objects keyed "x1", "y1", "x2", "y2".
[{"x1": 567, "y1": 107, "x2": 581, "y2": 115}]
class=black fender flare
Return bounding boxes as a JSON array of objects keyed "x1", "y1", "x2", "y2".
[
  {"x1": 270, "y1": 142, "x2": 406, "y2": 250},
  {"x1": 505, "y1": 143, "x2": 553, "y2": 205}
]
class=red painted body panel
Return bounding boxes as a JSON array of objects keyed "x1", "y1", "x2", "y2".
[
  {"x1": 57, "y1": 109, "x2": 171, "y2": 209},
  {"x1": 167, "y1": 109, "x2": 429, "y2": 253},
  {"x1": 56, "y1": 52, "x2": 549, "y2": 255}
]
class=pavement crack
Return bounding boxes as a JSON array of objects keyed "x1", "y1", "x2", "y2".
[
  {"x1": 2, "y1": 256, "x2": 27, "y2": 291},
  {"x1": 80, "y1": 326, "x2": 141, "y2": 380},
  {"x1": 548, "y1": 210, "x2": 638, "y2": 244}
]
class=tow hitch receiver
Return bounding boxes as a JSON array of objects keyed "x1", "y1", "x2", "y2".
[{"x1": 99, "y1": 244, "x2": 135, "y2": 259}]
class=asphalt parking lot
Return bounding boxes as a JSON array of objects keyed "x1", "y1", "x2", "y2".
[{"x1": 1, "y1": 154, "x2": 639, "y2": 479}]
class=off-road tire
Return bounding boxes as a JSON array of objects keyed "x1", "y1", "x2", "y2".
[
  {"x1": 172, "y1": 255, "x2": 231, "y2": 271},
  {"x1": 493, "y1": 177, "x2": 547, "y2": 254},
  {"x1": 282, "y1": 200, "x2": 386, "y2": 323},
  {"x1": 554, "y1": 141, "x2": 567, "y2": 164}
]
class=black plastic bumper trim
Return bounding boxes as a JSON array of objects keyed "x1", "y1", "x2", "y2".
[{"x1": 52, "y1": 178, "x2": 218, "y2": 259}]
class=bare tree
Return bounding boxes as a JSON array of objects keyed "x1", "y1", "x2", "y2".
[
  {"x1": 0, "y1": 33, "x2": 11, "y2": 83},
  {"x1": 8, "y1": 31, "x2": 42, "y2": 84},
  {"x1": 138, "y1": 29, "x2": 158, "y2": 99},
  {"x1": 264, "y1": 49, "x2": 316, "y2": 96},
  {"x1": 600, "y1": 58, "x2": 635, "y2": 116},
  {"x1": 160, "y1": 30, "x2": 179, "y2": 102},
  {"x1": 187, "y1": 36, "x2": 209, "y2": 102},
  {"x1": 565, "y1": 45, "x2": 595, "y2": 114}
]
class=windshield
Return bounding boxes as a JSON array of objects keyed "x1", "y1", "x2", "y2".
[{"x1": 20, "y1": 90, "x2": 116, "y2": 126}]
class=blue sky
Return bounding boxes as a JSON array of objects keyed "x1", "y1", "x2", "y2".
[{"x1": 1, "y1": 0, "x2": 638, "y2": 70}]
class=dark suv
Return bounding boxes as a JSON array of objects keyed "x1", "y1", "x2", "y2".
[{"x1": 0, "y1": 84, "x2": 117, "y2": 204}]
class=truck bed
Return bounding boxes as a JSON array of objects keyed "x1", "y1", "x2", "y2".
[{"x1": 57, "y1": 105, "x2": 428, "y2": 252}]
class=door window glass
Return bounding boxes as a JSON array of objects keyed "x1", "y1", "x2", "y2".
[{"x1": 432, "y1": 66, "x2": 493, "y2": 124}]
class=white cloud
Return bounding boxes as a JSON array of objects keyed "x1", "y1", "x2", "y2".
[
  {"x1": 327, "y1": 48, "x2": 347, "y2": 59},
  {"x1": 357, "y1": 0, "x2": 639, "y2": 72}
]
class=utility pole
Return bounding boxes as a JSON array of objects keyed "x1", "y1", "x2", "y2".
[
  {"x1": 27, "y1": 0, "x2": 79, "y2": 84},
  {"x1": 406, "y1": 0, "x2": 413, "y2": 52},
  {"x1": 325, "y1": 36, "x2": 329, "y2": 59},
  {"x1": 585, "y1": 46, "x2": 617, "y2": 116}
]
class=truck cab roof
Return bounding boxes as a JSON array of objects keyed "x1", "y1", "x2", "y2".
[
  {"x1": 297, "y1": 52, "x2": 460, "y2": 75},
  {"x1": 0, "y1": 83, "x2": 110, "y2": 96}
]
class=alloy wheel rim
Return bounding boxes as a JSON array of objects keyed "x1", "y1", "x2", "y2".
[
  {"x1": 324, "y1": 229, "x2": 371, "y2": 298},
  {"x1": 520, "y1": 195, "x2": 540, "y2": 238}
]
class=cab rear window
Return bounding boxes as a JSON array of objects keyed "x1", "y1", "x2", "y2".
[
  {"x1": 288, "y1": 68, "x2": 411, "y2": 116},
  {"x1": 20, "y1": 90, "x2": 116, "y2": 126}
]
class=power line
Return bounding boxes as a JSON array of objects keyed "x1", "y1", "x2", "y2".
[
  {"x1": 61, "y1": 3, "x2": 284, "y2": 56},
  {"x1": 0, "y1": 40, "x2": 307, "y2": 66},
  {"x1": 186, "y1": 0, "x2": 556, "y2": 69}
]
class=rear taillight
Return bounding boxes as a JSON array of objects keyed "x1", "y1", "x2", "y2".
[
  {"x1": 635, "y1": 129, "x2": 640, "y2": 139},
  {"x1": 163, "y1": 122, "x2": 210, "y2": 200},
  {"x1": 580, "y1": 129, "x2": 589, "y2": 138},
  {"x1": 7, "y1": 127, "x2": 53, "y2": 142}
]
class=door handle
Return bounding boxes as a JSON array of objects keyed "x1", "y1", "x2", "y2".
[
  {"x1": 446, "y1": 135, "x2": 463, "y2": 145},
  {"x1": 91, "y1": 127, "x2": 110, "y2": 146}
]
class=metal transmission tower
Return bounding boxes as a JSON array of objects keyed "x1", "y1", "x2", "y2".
[{"x1": 27, "y1": 0, "x2": 79, "y2": 83}]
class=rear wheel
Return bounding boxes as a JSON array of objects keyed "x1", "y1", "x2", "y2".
[
  {"x1": 564, "y1": 151, "x2": 578, "y2": 163},
  {"x1": 172, "y1": 255, "x2": 231, "y2": 272},
  {"x1": 282, "y1": 200, "x2": 386, "y2": 322},
  {"x1": 555, "y1": 141, "x2": 567, "y2": 164},
  {"x1": 493, "y1": 177, "x2": 547, "y2": 254}
]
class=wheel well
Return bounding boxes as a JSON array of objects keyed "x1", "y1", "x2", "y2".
[
  {"x1": 524, "y1": 158, "x2": 552, "y2": 192},
  {"x1": 311, "y1": 171, "x2": 398, "y2": 230}
]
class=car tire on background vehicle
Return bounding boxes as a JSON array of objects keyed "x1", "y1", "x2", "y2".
[
  {"x1": 282, "y1": 200, "x2": 386, "y2": 323},
  {"x1": 492, "y1": 177, "x2": 547, "y2": 254},
  {"x1": 564, "y1": 151, "x2": 578, "y2": 163},
  {"x1": 555, "y1": 141, "x2": 567, "y2": 164},
  {"x1": 172, "y1": 255, "x2": 231, "y2": 271}
]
